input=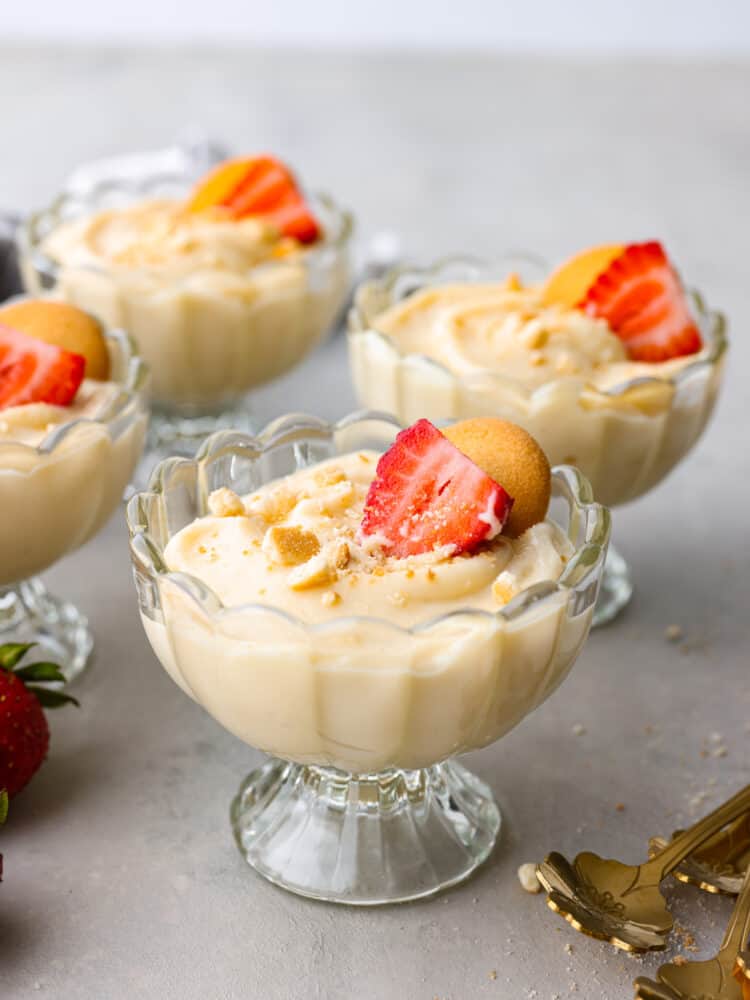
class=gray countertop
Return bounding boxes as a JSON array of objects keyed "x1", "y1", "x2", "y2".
[{"x1": 2, "y1": 46, "x2": 749, "y2": 1000}]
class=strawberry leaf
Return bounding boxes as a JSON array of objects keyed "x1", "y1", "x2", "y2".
[
  {"x1": 0, "y1": 789, "x2": 7, "y2": 824},
  {"x1": 29, "y1": 687, "x2": 79, "y2": 709},
  {"x1": 0, "y1": 642, "x2": 34, "y2": 670},
  {"x1": 14, "y1": 662, "x2": 67, "y2": 684}
]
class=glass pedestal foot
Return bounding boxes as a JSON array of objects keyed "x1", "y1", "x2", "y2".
[
  {"x1": 593, "y1": 543, "x2": 633, "y2": 627},
  {"x1": 0, "y1": 578, "x2": 93, "y2": 684},
  {"x1": 231, "y1": 758, "x2": 501, "y2": 905}
]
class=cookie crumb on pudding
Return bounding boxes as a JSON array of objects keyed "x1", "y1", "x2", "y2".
[
  {"x1": 314, "y1": 466, "x2": 346, "y2": 487},
  {"x1": 287, "y1": 552, "x2": 337, "y2": 591},
  {"x1": 263, "y1": 525, "x2": 320, "y2": 566},
  {"x1": 208, "y1": 487, "x2": 246, "y2": 518},
  {"x1": 332, "y1": 541, "x2": 351, "y2": 570},
  {"x1": 321, "y1": 590, "x2": 341, "y2": 608},
  {"x1": 492, "y1": 580, "x2": 513, "y2": 605},
  {"x1": 248, "y1": 486, "x2": 297, "y2": 525}
]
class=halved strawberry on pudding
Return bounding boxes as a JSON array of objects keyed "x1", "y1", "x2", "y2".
[
  {"x1": 359, "y1": 418, "x2": 515, "y2": 558},
  {"x1": 359, "y1": 417, "x2": 552, "y2": 558},
  {"x1": 0, "y1": 326, "x2": 85, "y2": 409},
  {"x1": 544, "y1": 240, "x2": 703, "y2": 363}
]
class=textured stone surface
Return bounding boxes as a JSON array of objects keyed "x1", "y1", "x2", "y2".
[{"x1": 1, "y1": 46, "x2": 749, "y2": 1000}]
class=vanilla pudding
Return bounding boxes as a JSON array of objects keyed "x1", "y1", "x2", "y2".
[
  {"x1": 0, "y1": 328, "x2": 147, "y2": 585},
  {"x1": 134, "y1": 416, "x2": 608, "y2": 774},
  {"x1": 164, "y1": 453, "x2": 573, "y2": 623},
  {"x1": 349, "y1": 267, "x2": 725, "y2": 507},
  {"x1": 26, "y1": 195, "x2": 350, "y2": 410}
]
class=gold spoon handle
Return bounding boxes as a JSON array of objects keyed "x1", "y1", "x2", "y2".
[
  {"x1": 649, "y1": 785, "x2": 750, "y2": 881},
  {"x1": 719, "y1": 865, "x2": 750, "y2": 957}
]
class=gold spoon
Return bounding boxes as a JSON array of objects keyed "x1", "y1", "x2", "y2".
[
  {"x1": 633, "y1": 866, "x2": 750, "y2": 999},
  {"x1": 733, "y1": 951, "x2": 750, "y2": 1000},
  {"x1": 649, "y1": 813, "x2": 750, "y2": 896},
  {"x1": 536, "y1": 785, "x2": 750, "y2": 952}
]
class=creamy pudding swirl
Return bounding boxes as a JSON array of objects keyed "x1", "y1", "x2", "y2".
[
  {"x1": 373, "y1": 277, "x2": 705, "y2": 392},
  {"x1": 42, "y1": 199, "x2": 296, "y2": 277},
  {"x1": 165, "y1": 451, "x2": 572, "y2": 626},
  {"x1": 25, "y1": 155, "x2": 351, "y2": 410}
]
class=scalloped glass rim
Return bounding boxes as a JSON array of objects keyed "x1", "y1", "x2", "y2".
[
  {"x1": 126, "y1": 410, "x2": 611, "y2": 636},
  {"x1": 0, "y1": 320, "x2": 149, "y2": 463},
  {"x1": 18, "y1": 172, "x2": 354, "y2": 288},
  {"x1": 347, "y1": 254, "x2": 728, "y2": 404}
]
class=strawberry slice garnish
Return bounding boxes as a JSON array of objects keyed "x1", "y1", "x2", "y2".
[
  {"x1": 187, "y1": 156, "x2": 320, "y2": 244},
  {"x1": 0, "y1": 325, "x2": 85, "y2": 409},
  {"x1": 578, "y1": 241, "x2": 702, "y2": 362},
  {"x1": 360, "y1": 419, "x2": 514, "y2": 558}
]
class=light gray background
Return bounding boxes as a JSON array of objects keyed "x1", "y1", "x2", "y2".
[
  {"x1": 1, "y1": 1, "x2": 750, "y2": 53},
  {"x1": 1, "y1": 47, "x2": 749, "y2": 1000}
]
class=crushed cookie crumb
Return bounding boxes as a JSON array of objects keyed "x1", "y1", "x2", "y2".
[
  {"x1": 405, "y1": 568, "x2": 415, "y2": 579},
  {"x1": 321, "y1": 590, "x2": 341, "y2": 608},
  {"x1": 332, "y1": 541, "x2": 350, "y2": 570},
  {"x1": 287, "y1": 553, "x2": 337, "y2": 591},
  {"x1": 492, "y1": 580, "x2": 513, "y2": 605},
  {"x1": 198, "y1": 545, "x2": 207, "y2": 555},
  {"x1": 488, "y1": 969, "x2": 497, "y2": 981},
  {"x1": 207, "y1": 487, "x2": 246, "y2": 518},
  {"x1": 672, "y1": 956, "x2": 688, "y2": 967},
  {"x1": 313, "y1": 466, "x2": 346, "y2": 488},
  {"x1": 426, "y1": 569, "x2": 437, "y2": 582},
  {"x1": 615, "y1": 803, "x2": 625, "y2": 812},
  {"x1": 571, "y1": 723, "x2": 586, "y2": 736},
  {"x1": 665, "y1": 624, "x2": 684, "y2": 642},
  {"x1": 358, "y1": 452, "x2": 372, "y2": 463},
  {"x1": 263, "y1": 525, "x2": 320, "y2": 566},
  {"x1": 517, "y1": 863, "x2": 541, "y2": 894},
  {"x1": 250, "y1": 487, "x2": 297, "y2": 525}
]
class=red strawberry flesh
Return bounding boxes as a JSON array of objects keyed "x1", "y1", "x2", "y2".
[
  {"x1": 217, "y1": 157, "x2": 320, "y2": 244},
  {"x1": 360, "y1": 419, "x2": 514, "y2": 558},
  {"x1": 0, "y1": 325, "x2": 85, "y2": 409},
  {"x1": 578, "y1": 241, "x2": 702, "y2": 362}
]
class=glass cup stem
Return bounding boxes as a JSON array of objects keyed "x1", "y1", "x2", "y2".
[{"x1": 592, "y1": 541, "x2": 633, "y2": 627}]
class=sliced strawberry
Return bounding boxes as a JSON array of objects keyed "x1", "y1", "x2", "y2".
[
  {"x1": 360, "y1": 419, "x2": 514, "y2": 558},
  {"x1": 578, "y1": 241, "x2": 702, "y2": 362},
  {"x1": 0, "y1": 325, "x2": 85, "y2": 409},
  {"x1": 188, "y1": 156, "x2": 320, "y2": 244}
]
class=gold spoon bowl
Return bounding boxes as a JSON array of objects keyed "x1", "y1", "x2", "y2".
[
  {"x1": 537, "y1": 786, "x2": 750, "y2": 952},
  {"x1": 633, "y1": 867, "x2": 750, "y2": 999}
]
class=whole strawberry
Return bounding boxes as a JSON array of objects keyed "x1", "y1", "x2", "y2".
[{"x1": 0, "y1": 643, "x2": 77, "y2": 799}]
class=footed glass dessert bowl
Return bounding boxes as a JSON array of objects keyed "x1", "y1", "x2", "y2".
[
  {"x1": 18, "y1": 164, "x2": 353, "y2": 467},
  {"x1": 0, "y1": 325, "x2": 148, "y2": 682},
  {"x1": 349, "y1": 256, "x2": 727, "y2": 625},
  {"x1": 126, "y1": 412, "x2": 609, "y2": 904}
]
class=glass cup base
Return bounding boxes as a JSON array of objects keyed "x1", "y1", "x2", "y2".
[
  {"x1": 230, "y1": 757, "x2": 501, "y2": 905},
  {"x1": 0, "y1": 578, "x2": 93, "y2": 684},
  {"x1": 593, "y1": 543, "x2": 633, "y2": 627}
]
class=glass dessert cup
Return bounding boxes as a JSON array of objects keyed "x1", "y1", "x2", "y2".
[
  {"x1": 17, "y1": 173, "x2": 353, "y2": 465},
  {"x1": 348, "y1": 257, "x2": 727, "y2": 626},
  {"x1": 126, "y1": 411, "x2": 610, "y2": 905},
  {"x1": 0, "y1": 325, "x2": 148, "y2": 683}
]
